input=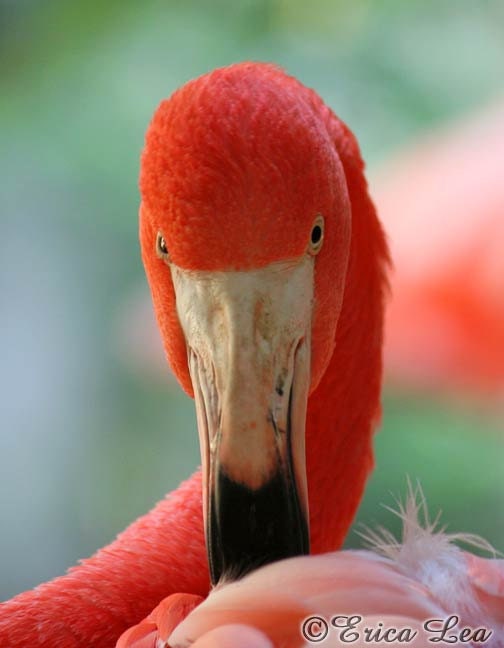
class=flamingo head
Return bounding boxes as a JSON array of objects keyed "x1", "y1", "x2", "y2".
[{"x1": 139, "y1": 63, "x2": 353, "y2": 583}]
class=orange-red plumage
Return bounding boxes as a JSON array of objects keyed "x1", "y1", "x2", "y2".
[{"x1": 0, "y1": 473, "x2": 209, "y2": 647}]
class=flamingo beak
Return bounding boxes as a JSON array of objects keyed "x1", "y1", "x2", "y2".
[{"x1": 171, "y1": 257, "x2": 314, "y2": 584}]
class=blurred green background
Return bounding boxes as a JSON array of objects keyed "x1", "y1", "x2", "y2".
[{"x1": 1, "y1": 0, "x2": 503, "y2": 600}]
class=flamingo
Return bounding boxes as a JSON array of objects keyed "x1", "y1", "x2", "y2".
[{"x1": 0, "y1": 61, "x2": 426, "y2": 647}]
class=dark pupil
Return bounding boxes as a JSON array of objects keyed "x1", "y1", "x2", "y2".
[{"x1": 311, "y1": 225, "x2": 322, "y2": 245}]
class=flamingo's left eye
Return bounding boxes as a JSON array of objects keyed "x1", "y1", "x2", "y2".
[
  {"x1": 156, "y1": 232, "x2": 169, "y2": 260},
  {"x1": 308, "y1": 215, "x2": 324, "y2": 255}
]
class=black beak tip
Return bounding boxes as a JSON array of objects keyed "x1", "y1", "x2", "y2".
[{"x1": 208, "y1": 469, "x2": 309, "y2": 584}]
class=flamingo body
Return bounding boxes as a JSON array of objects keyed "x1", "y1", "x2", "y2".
[{"x1": 118, "y1": 493, "x2": 504, "y2": 647}]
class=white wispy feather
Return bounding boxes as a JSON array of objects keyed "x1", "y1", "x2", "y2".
[{"x1": 360, "y1": 480, "x2": 503, "y2": 646}]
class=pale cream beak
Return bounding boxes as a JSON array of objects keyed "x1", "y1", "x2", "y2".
[{"x1": 171, "y1": 256, "x2": 314, "y2": 584}]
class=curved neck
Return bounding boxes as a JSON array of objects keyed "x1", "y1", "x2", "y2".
[{"x1": 306, "y1": 117, "x2": 389, "y2": 553}]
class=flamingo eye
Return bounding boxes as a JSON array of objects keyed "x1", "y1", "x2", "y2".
[
  {"x1": 156, "y1": 232, "x2": 169, "y2": 260},
  {"x1": 309, "y1": 215, "x2": 324, "y2": 255}
]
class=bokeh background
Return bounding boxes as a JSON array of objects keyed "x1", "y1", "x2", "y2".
[{"x1": 1, "y1": 0, "x2": 503, "y2": 600}]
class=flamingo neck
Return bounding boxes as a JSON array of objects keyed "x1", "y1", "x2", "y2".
[{"x1": 305, "y1": 115, "x2": 389, "y2": 553}]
